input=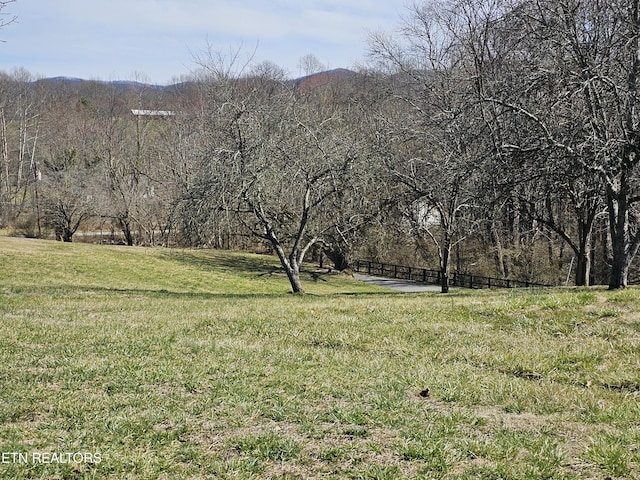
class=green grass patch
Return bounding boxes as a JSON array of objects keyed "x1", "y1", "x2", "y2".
[{"x1": 1, "y1": 237, "x2": 640, "y2": 478}]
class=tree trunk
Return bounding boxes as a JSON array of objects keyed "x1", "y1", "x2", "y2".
[
  {"x1": 323, "y1": 248, "x2": 350, "y2": 271},
  {"x1": 575, "y1": 229, "x2": 593, "y2": 286},
  {"x1": 62, "y1": 228, "x2": 73, "y2": 242},
  {"x1": 573, "y1": 205, "x2": 598, "y2": 286},
  {"x1": 609, "y1": 249, "x2": 629, "y2": 289},
  {"x1": 119, "y1": 218, "x2": 134, "y2": 246},
  {"x1": 574, "y1": 251, "x2": 591, "y2": 287},
  {"x1": 440, "y1": 239, "x2": 451, "y2": 294},
  {"x1": 284, "y1": 263, "x2": 305, "y2": 294},
  {"x1": 607, "y1": 183, "x2": 631, "y2": 289},
  {"x1": 491, "y1": 221, "x2": 507, "y2": 278},
  {"x1": 272, "y1": 241, "x2": 305, "y2": 294}
]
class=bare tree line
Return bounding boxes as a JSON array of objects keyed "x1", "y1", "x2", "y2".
[{"x1": 2, "y1": 0, "x2": 640, "y2": 293}]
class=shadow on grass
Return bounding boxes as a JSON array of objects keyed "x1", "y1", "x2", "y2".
[
  {"x1": 9, "y1": 283, "x2": 417, "y2": 300},
  {"x1": 19, "y1": 284, "x2": 289, "y2": 300},
  {"x1": 162, "y1": 250, "x2": 280, "y2": 276},
  {"x1": 163, "y1": 250, "x2": 336, "y2": 285}
]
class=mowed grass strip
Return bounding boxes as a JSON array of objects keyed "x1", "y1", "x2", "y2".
[{"x1": 0, "y1": 236, "x2": 639, "y2": 479}]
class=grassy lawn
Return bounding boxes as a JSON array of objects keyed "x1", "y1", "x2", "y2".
[{"x1": 1, "y1": 236, "x2": 639, "y2": 479}]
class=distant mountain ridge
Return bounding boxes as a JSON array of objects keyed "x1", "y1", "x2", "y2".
[
  {"x1": 36, "y1": 76, "x2": 169, "y2": 92},
  {"x1": 292, "y1": 68, "x2": 358, "y2": 88},
  {"x1": 36, "y1": 69, "x2": 358, "y2": 92}
]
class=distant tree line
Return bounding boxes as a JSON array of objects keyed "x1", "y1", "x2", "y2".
[{"x1": 2, "y1": 0, "x2": 640, "y2": 293}]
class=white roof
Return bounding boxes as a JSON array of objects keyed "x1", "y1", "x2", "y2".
[{"x1": 131, "y1": 109, "x2": 175, "y2": 116}]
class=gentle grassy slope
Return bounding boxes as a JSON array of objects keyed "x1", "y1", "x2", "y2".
[{"x1": 1, "y1": 237, "x2": 639, "y2": 479}]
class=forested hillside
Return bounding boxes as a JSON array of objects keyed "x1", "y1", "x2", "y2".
[{"x1": 2, "y1": 0, "x2": 640, "y2": 292}]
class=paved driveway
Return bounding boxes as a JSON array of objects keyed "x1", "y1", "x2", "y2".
[{"x1": 353, "y1": 273, "x2": 441, "y2": 293}]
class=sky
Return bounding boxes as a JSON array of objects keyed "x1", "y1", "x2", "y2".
[{"x1": 0, "y1": 0, "x2": 408, "y2": 85}]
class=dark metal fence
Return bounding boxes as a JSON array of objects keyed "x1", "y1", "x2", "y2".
[{"x1": 353, "y1": 260, "x2": 552, "y2": 289}]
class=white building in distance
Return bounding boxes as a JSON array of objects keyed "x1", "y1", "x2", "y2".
[{"x1": 131, "y1": 109, "x2": 175, "y2": 117}]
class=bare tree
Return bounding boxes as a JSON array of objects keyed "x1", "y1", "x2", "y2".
[
  {"x1": 369, "y1": 3, "x2": 488, "y2": 293},
  {"x1": 199, "y1": 55, "x2": 365, "y2": 293},
  {"x1": 81, "y1": 80, "x2": 169, "y2": 246},
  {"x1": 40, "y1": 149, "x2": 95, "y2": 242},
  {"x1": 37, "y1": 87, "x2": 98, "y2": 242},
  {"x1": 0, "y1": 69, "x2": 44, "y2": 231},
  {"x1": 88, "y1": 85, "x2": 139, "y2": 245},
  {"x1": 400, "y1": 0, "x2": 640, "y2": 288},
  {"x1": 480, "y1": 0, "x2": 640, "y2": 288},
  {"x1": 308, "y1": 71, "x2": 393, "y2": 271},
  {"x1": 297, "y1": 54, "x2": 326, "y2": 76}
]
